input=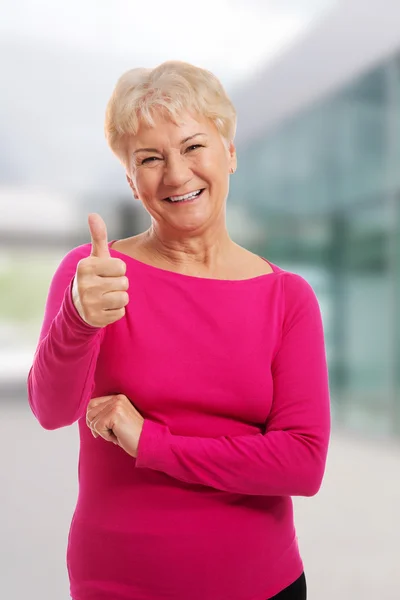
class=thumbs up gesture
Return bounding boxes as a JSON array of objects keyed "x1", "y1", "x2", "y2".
[{"x1": 72, "y1": 214, "x2": 129, "y2": 328}]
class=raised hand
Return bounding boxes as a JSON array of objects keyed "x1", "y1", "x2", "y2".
[{"x1": 72, "y1": 213, "x2": 129, "y2": 327}]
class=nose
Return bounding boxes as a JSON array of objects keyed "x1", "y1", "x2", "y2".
[{"x1": 163, "y1": 153, "x2": 192, "y2": 188}]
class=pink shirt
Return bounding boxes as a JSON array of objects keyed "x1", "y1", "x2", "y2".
[{"x1": 28, "y1": 241, "x2": 331, "y2": 600}]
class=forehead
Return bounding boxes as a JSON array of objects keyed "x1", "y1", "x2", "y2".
[{"x1": 131, "y1": 110, "x2": 217, "y2": 147}]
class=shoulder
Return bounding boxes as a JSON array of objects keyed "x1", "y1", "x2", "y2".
[
  {"x1": 280, "y1": 271, "x2": 318, "y2": 299},
  {"x1": 47, "y1": 244, "x2": 93, "y2": 292},
  {"x1": 230, "y1": 245, "x2": 275, "y2": 276},
  {"x1": 277, "y1": 271, "x2": 323, "y2": 331},
  {"x1": 40, "y1": 243, "x2": 94, "y2": 327},
  {"x1": 260, "y1": 257, "x2": 318, "y2": 299},
  {"x1": 55, "y1": 243, "x2": 93, "y2": 274},
  {"x1": 108, "y1": 233, "x2": 147, "y2": 257}
]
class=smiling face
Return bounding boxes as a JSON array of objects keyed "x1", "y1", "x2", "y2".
[{"x1": 125, "y1": 110, "x2": 237, "y2": 235}]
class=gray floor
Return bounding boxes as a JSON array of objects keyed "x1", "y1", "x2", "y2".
[{"x1": 2, "y1": 402, "x2": 399, "y2": 600}]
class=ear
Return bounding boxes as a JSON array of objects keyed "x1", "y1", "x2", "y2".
[
  {"x1": 228, "y1": 142, "x2": 237, "y2": 174},
  {"x1": 126, "y1": 174, "x2": 139, "y2": 200}
]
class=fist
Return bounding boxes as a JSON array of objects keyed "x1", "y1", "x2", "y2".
[
  {"x1": 72, "y1": 213, "x2": 129, "y2": 328},
  {"x1": 86, "y1": 394, "x2": 145, "y2": 458}
]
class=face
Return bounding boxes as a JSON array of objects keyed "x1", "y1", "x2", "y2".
[{"x1": 125, "y1": 110, "x2": 236, "y2": 235}]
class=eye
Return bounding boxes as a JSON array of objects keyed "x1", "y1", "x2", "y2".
[
  {"x1": 186, "y1": 144, "x2": 203, "y2": 152},
  {"x1": 141, "y1": 156, "x2": 160, "y2": 165}
]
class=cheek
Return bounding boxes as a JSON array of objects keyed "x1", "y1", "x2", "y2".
[
  {"x1": 203, "y1": 148, "x2": 229, "y2": 172},
  {"x1": 199, "y1": 156, "x2": 226, "y2": 181},
  {"x1": 135, "y1": 170, "x2": 160, "y2": 195},
  {"x1": 207, "y1": 161, "x2": 229, "y2": 186}
]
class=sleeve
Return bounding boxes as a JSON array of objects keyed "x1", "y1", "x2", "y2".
[
  {"x1": 135, "y1": 273, "x2": 331, "y2": 497},
  {"x1": 27, "y1": 245, "x2": 105, "y2": 430}
]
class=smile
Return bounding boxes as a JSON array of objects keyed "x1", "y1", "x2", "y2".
[{"x1": 164, "y1": 189, "x2": 204, "y2": 203}]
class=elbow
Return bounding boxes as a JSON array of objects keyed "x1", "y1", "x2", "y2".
[
  {"x1": 28, "y1": 399, "x2": 72, "y2": 430},
  {"x1": 31, "y1": 409, "x2": 78, "y2": 431},
  {"x1": 27, "y1": 380, "x2": 79, "y2": 431},
  {"x1": 292, "y1": 473, "x2": 323, "y2": 498},
  {"x1": 301, "y1": 475, "x2": 323, "y2": 497},
  {"x1": 37, "y1": 415, "x2": 73, "y2": 431},
  {"x1": 298, "y1": 458, "x2": 327, "y2": 497},
  {"x1": 294, "y1": 432, "x2": 329, "y2": 497},
  {"x1": 29, "y1": 396, "x2": 79, "y2": 430}
]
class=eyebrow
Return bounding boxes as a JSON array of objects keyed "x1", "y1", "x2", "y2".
[{"x1": 132, "y1": 133, "x2": 207, "y2": 155}]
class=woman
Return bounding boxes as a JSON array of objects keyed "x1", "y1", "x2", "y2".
[{"x1": 28, "y1": 60, "x2": 330, "y2": 600}]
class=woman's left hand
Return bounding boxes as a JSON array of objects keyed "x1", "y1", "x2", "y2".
[{"x1": 86, "y1": 394, "x2": 145, "y2": 458}]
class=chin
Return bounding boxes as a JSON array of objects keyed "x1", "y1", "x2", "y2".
[
  {"x1": 173, "y1": 218, "x2": 210, "y2": 233},
  {"x1": 165, "y1": 206, "x2": 213, "y2": 232}
]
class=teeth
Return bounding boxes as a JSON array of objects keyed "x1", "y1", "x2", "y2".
[{"x1": 168, "y1": 189, "x2": 202, "y2": 202}]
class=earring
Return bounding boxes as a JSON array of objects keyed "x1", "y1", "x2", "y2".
[{"x1": 230, "y1": 167, "x2": 235, "y2": 174}]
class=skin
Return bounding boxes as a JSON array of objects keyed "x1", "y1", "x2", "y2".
[
  {"x1": 119, "y1": 109, "x2": 273, "y2": 278},
  {"x1": 86, "y1": 393, "x2": 144, "y2": 458},
  {"x1": 85, "y1": 220, "x2": 144, "y2": 457},
  {"x1": 86, "y1": 108, "x2": 273, "y2": 454},
  {"x1": 125, "y1": 109, "x2": 236, "y2": 256}
]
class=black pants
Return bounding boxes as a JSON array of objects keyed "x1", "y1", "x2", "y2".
[{"x1": 269, "y1": 572, "x2": 307, "y2": 599}]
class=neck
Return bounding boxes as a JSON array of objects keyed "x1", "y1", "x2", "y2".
[{"x1": 142, "y1": 221, "x2": 235, "y2": 273}]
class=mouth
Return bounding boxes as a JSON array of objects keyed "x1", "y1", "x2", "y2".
[{"x1": 163, "y1": 188, "x2": 205, "y2": 203}]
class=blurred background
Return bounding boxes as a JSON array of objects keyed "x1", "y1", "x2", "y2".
[{"x1": 1, "y1": 0, "x2": 399, "y2": 598}]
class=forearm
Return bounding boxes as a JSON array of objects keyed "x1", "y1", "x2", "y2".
[
  {"x1": 135, "y1": 418, "x2": 329, "y2": 496},
  {"x1": 28, "y1": 281, "x2": 104, "y2": 429}
]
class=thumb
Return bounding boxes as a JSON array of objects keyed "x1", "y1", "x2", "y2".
[{"x1": 88, "y1": 213, "x2": 110, "y2": 259}]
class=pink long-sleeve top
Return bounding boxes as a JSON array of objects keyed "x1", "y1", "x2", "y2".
[{"x1": 28, "y1": 241, "x2": 331, "y2": 600}]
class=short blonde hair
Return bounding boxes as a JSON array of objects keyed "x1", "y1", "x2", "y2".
[{"x1": 104, "y1": 60, "x2": 237, "y2": 163}]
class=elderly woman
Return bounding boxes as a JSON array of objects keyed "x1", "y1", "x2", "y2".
[{"x1": 28, "y1": 61, "x2": 330, "y2": 600}]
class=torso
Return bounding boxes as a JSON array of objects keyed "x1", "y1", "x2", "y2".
[{"x1": 109, "y1": 234, "x2": 274, "y2": 280}]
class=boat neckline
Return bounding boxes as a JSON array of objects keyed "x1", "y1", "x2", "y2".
[{"x1": 106, "y1": 240, "x2": 282, "y2": 283}]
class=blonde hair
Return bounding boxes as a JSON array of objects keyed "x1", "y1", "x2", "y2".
[{"x1": 104, "y1": 60, "x2": 237, "y2": 164}]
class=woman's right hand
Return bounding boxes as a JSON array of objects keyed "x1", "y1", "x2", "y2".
[{"x1": 72, "y1": 213, "x2": 129, "y2": 328}]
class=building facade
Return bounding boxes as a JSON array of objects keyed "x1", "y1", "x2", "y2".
[{"x1": 230, "y1": 0, "x2": 400, "y2": 437}]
